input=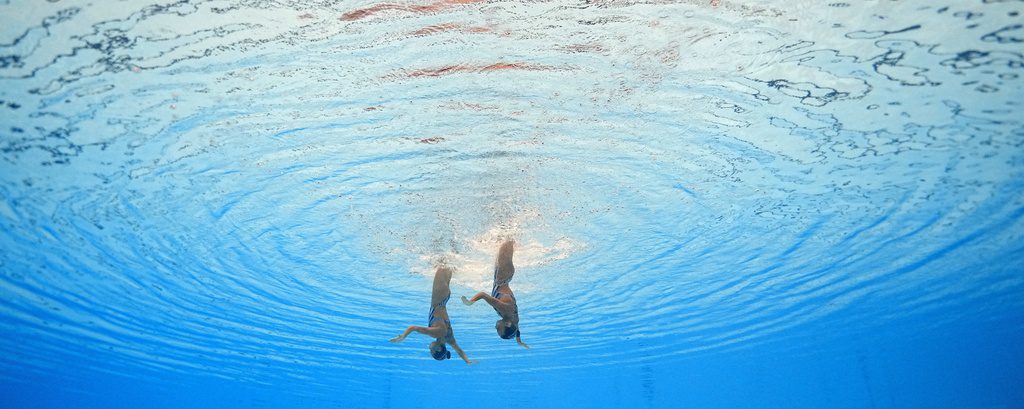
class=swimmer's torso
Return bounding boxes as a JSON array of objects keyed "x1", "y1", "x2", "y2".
[{"x1": 428, "y1": 303, "x2": 454, "y2": 340}]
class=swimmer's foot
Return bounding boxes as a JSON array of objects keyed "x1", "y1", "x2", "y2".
[{"x1": 461, "y1": 295, "x2": 475, "y2": 306}]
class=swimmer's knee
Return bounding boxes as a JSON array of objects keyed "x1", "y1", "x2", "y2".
[
  {"x1": 497, "y1": 241, "x2": 514, "y2": 264},
  {"x1": 434, "y1": 266, "x2": 453, "y2": 283}
]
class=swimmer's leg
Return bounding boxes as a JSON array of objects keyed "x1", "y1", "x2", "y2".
[
  {"x1": 493, "y1": 240, "x2": 515, "y2": 287},
  {"x1": 431, "y1": 266, "x2": 453, "y2": 307}
]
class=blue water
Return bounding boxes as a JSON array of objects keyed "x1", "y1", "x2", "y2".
[{"x1": 1, "y1": 0, "x2": 1023, "y2": 407}]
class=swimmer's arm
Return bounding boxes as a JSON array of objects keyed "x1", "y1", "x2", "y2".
[
  {"x1": 448, "y1": 339, "x2": 477, "y2": 364},
  {"x1": 389, "y1": 325, "x2": 441, "y2": 342},
  {"x1": 462, "y1": 291, "x2": 503, "y2": 307},
  {"x1": 515, "y1": 332, "x2": 529, "y2": 349}
]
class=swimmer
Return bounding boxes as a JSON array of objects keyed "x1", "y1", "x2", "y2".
[
  {"x1": 390, "y1": 266, "x2": 477, "y2": 364},
  {"x1": 462, "y1": 240, "x2": 529, "y2": 348}
]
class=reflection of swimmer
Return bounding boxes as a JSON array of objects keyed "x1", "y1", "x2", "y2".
[
  {"x1": 390, "y1": 266, "x2": 477, "y2": 364},
  {"x1": 462, "y1": 240, "x2": 529, "y2": 348}
]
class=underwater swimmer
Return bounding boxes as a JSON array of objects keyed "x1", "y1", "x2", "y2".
[
  {"x1": 462, "y1": 240, "x2": 529, "y2": 348},
  {"x1": 390, "y1": 266, "x2": 477, "y2": 364}
]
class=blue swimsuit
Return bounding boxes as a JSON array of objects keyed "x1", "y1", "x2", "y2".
[
  {"x1": 491, "y1": 266, "x2": 518, "y2": 317},
  {"x1": 427, "y1": 293, "x2": 452, "y2": 338}
]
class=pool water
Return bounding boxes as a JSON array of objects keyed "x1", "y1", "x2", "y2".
[{"x1": 1, "y1": 0, "x2": 1022, "y2": 407}]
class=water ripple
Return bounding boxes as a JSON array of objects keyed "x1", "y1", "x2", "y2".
[{"x1": 1, "y1": 0, "x2": 1022, "y2": 394}]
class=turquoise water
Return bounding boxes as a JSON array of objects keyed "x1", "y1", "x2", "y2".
[{"x1": 1, "y1": 0, "x2": 1022, "y2": 407}]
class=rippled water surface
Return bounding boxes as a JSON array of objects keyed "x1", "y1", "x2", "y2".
[{"x1": 1, "y1": 0, "x2": 1023, "y2": 407}]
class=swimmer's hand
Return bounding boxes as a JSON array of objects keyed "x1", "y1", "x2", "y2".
[
  {"x1": 449, "y1": 340, "x2": 475, "y2": 364},
  {"x1": 390, "y1": 326, "x2": 415, "y2": 343},
  {"x1": 461, "y1": 295, "x2": 475, "y2": 306},
  {"x1": 465, "y1": 359, "x2": 479, "y2": 365},
  {"x1": 390, "y1": 325, "x2": 436, "y2": 342}
]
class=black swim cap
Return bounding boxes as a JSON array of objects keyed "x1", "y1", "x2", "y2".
[
  {"x1": 500, "y1": 325, "x2": 519, "y2": 340},
  {"x1": 431, "y1": 345, "x2": 451, "y2": 360}
]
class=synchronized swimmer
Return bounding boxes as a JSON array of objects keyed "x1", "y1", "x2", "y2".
[
  {"x1": 389, "y1": 240, "x2": 527, "y2": 364},
  {"x1": 462, "y1": 240, "x2": 528, "y2": 348},
  {"x1": 389, "y1": 266, "x2": 475, "y2": 363}
]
